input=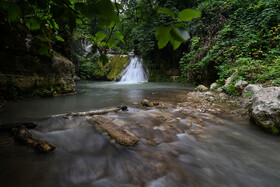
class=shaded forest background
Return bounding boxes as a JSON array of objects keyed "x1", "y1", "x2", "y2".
[{"x1": 0, "y1": 0, "x2": 279, "y2": 99}]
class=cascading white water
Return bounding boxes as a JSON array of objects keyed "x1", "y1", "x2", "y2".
[{"x1": 119, "y1": 57, "x2": 149, "y2": 83}]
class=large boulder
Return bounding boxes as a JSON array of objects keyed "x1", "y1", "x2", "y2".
[
  {"x1": 194, "y1": 85, "x2": 208, "y2": 92},
  {"x1": 242, "y1": 84, "x2": 263, "y2": 97},
  {"x1": 248, "y1": 87, "x2": 280, "y2": 134}
]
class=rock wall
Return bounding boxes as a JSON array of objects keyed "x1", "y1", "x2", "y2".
[
  {"x1": 0, "y1": 17, "x2": 75, "y2": 99},
  {"x1": 0, "y1": 55, "x2": 76, "y2": 99}
]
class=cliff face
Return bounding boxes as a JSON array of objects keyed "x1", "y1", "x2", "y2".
[{"x1": 0, "y1": 18, "x2": 75, "y2": 99}]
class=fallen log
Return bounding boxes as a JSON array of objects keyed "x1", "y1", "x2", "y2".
[
  {"x1": 12, "y1": 127, "x2": 55, "y2": 153},
  {"x1": 90, "y1": 116, "x2": 139, "y2": 147},
  {"x1": 52, "y1": 106, "x2": 127, "y2": 119},
  {"x1": 0, "y1": 122, "x2": 37, "y2": 132}
]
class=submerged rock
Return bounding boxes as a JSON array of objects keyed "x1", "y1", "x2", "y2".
[
  {"x1": 248, "y1": 87, "x2": 280, "y2": 134},
  {"x1": 141, "y1": 99, "x2": 154, "y2": 107},
  {"x1": 117, "y1": 105, "x2": 128, "y2": 111},
  {"x1": 194, "y1": 85, "x2": 208, "y2": 92}
]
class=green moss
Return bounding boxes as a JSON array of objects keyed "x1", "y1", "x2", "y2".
[
  {"x1": 82, "y1": 55, "x2": 129, "y2": 80},
  {"x1": 271, "y1": 126, "x2": 279, "y2": 134},
  {"x1": 107, "y1": 55, "x2": 129, "y2": 80}
]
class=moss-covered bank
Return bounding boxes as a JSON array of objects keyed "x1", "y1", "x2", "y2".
[{"x1": 79, "y1": 54, "x2": 129, "y2": 81}]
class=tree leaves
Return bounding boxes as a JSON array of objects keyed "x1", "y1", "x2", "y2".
[
  {"x1": 26, "y1": 18, "x2": 41, "y2": 30},
  {"x1": 115, "y1": 31, "x2": 124, "y2": 43},
  {"x1": 155, "y1": 24, "x2": 190, "y2": 50},
  {"x1": 55, "y1": 35, "x2": 65, "y2": 42},
  {"x1": 155, "y1": 25, "x2": 172, "y2": 49},
  {"x1": 155, "y1": 8, "x2": 201, "y2": 50},
  {"x1": 95, "y1": 31, "x2": 106, "y2": 42},
  {"x1": 178, "y1": 9, "x2": 201, "y2": 22},
  {"x1": 75, "y1": 0, "x2": 119, "y2": 27},
  {"x1": 157, "y1": 8, "x2": 175, "y2": 18}
]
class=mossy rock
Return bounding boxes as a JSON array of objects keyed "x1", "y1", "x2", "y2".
[{"x1": 107, "y1": 55, "x2": 129, "y2": 80}]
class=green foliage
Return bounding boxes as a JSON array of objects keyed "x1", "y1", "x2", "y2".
[
  {"x1": 179, "y1": 0, "x2": 280, "y2": 87},
  {"x1": 155, "y1": 8, "x2": 200, "y2": 50},
  {"x1": 178, "y1": 9, "x2": 201, "y2": 22},
  {"x1": 157, "y1": 8, "x2": 175, "y2": 18}
]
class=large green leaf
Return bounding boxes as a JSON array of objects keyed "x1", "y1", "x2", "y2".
[
  {"x1": 157, "y1": 7, "x2": 175, "y2": 18},
  {"x1": 178, "y1": 9, "x2": 201, "y2": 22},
  {"x1": 96, "y1": 0, "x2": 119, "y2": 25},
  {"x1": 75, "y1": 2, "x2": 98, "y2": 17},
  {"x1": 95, "y1": 31, "x2": 106, "y2": 42},
  {"x1": 170, "y1": 39, "x2": 181, "y2": 50},
  {"x1": 170, "y1": 27, "x2": 190, "y2": 43},
  {"x1": 115, "y1": 31, "x2": 124, "y2": 43},
  {"x1": 76, "y1": 18, "x2": 83, "y2": 25},
  {"x1": 108, "y1": 38, "x2": 116, "y2": 48},
  {"x1": 155, "y1": 25, "x2": 172, "y2": 49},
  {"x1": 26, "y1": 18, "x2": 41, "y2": 30}
]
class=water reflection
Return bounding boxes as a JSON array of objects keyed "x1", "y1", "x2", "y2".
[{"x1": 0, "y1": 81, "x2": 192, "y2": 123}]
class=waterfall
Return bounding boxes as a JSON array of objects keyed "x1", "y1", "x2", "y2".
[{"x1": 119, "y1": 57, "x2": 149, "y2": 83}]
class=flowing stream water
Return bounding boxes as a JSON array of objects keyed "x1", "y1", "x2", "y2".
[{"x1": 1, "y1": 81, "x2": 280, "y2": 187}]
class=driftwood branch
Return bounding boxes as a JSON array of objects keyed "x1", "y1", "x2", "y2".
[
  {"x1": 53, "y1": 106, "x2": 127, "y2": 119},
  {"x1": 89, "y1": 116, "x2": 138, "y2": 147},
  {"x1": 12, "y1": 127, "x2": 55, "y2": 153}
]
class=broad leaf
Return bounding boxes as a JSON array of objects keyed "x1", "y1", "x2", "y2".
[
  {"x1": 95, "y1": 31, "x2": 106, "y2": 42},
  {"x1": 55, "y1": 35, "x2": 65, "y2": 42},
  {"x1": 178, "y1": 9, "x2": 201, "y2": 22},
  {"x1": 26, "y1": 18, "x2": 41, "y2": 30},
  {"x1": 108, "y1": 38, "x2": 116, "y2": 48},
  {"x1": 115, "y1": 31, "x2": 124, "y2": 43},
  {"x1": 170, "y1": 27, "x2": 190, "y2": 42},
  {"x1": 157, "y1": 7, "x2": 175, "y2": 18},
  {"x1": 155, "y1": 25, "x2": 172, "y2": 49},
  {"x1": 76, "y1": 18, "x2": 83, "y2": 25},
  {"x1": 170, "y1": 39, "x2": 181, "y2": 50},
  {"x1": 99, "y1": 42, "x2": 106, "y2": 47}
]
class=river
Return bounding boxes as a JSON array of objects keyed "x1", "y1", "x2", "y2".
[{"x1": 0, "y1": 81, "x2": 280, "y2": 186}]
